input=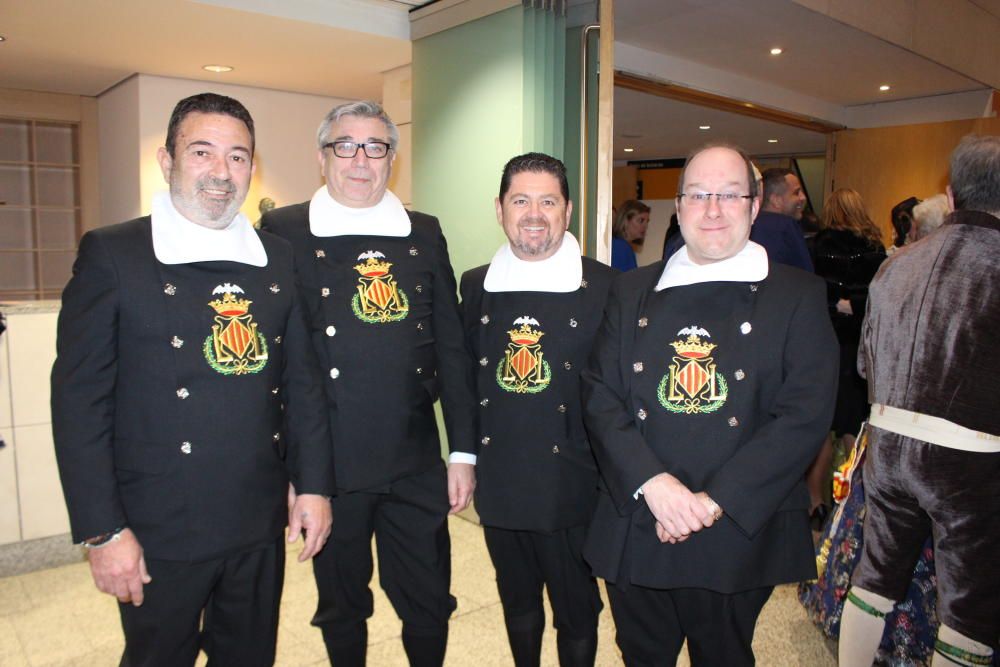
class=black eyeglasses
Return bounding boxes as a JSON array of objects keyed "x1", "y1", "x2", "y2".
[
  {"x1": 323, "y1": 141, "x2": 392, "y2": 159},
  {"x1": 678, "y1": 192, "x2": 753, "y2": 206}
]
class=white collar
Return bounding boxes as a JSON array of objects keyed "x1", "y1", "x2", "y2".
[
  {"x1": 655, "y1": 241, "x2": 769, "y2": 291},
  {"x1": 308, "y1": 186, "x2": 411, "y2": 237},
  {"x1": 483, "y1": 232, "x2": 584, "y2": 293},
  {"x1": 150, "y1": 191, "x2": 266, "y2": 266}
]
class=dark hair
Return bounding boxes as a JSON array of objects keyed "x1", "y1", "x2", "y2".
[
  {"x1": 677, "y1": 142, "x2": 759, "y2": 200},
  {"x1": 890, "y1": 196, "x2": 920, "y2": 247},
  {"x1": 949, "y1": 134, "x2": 1000, "y2": 214},
  {"x1": 761, "y1": 167, "x2": 795, "y2": 203},
  {"x1": 613, "y1": 199, "x2": 651, "y2": 238},
  {"x1": 165, "y1": 93, "x2": 255, "y2": 158},
  {"x1": 498, "y1": 152, "x2": 570, "y2": 202}
]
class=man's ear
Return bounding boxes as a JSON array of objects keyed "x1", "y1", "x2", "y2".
[
  {"x1": 495, "y1": 197, "x2": 504, "y2": 226},
  {"x1": 156, "y1": 147, "x2": 173, "y2": 184}
]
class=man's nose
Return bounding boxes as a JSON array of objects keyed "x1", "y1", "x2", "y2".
[
  {"x1": 209, "y1": 156, "x2": 231, "y2": 179},
  {"x1": 351, "y1": 148, "x2": 370, "y2": 167}
]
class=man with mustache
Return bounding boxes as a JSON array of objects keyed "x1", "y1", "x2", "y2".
[
  {"x1": 261, "y1": 101, "x2": 476, "y2": 666},
  {"x1": 459, "y1": 153, "x2": 616, "y2": 666},
  {"x1": 51, "y1": 92, "x2": 335, "y2": 666}
]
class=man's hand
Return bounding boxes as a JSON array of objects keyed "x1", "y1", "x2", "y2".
[
  {"x1": 287, "y1": 484, "x2": 333, "y2": 562},
  {"x1": 641, "y1": 473, "x2": 711, "y2": 543},
  {"x1": 835, "y1": 298, "x2": 853, "y2": 316},
  {"x1": 87, "y1": 528, "x2": 151, "y2": 606},
  {"x1": 694, "y1": 491, "x2": 723, "y2": 528},
  {"x1": 447, "y1": 463, "x2": 476, "y2": 515}
]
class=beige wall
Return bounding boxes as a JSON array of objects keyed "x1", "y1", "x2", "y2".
[
  {"x1": 97, "y1": 77, "x2": 141, "y2": 227},
  {"x1": 830, "y1": 116, "x2": 1000, "y2": 242},
  {"x1": 382, "y1": 64, "x2": 412, "y2": 206}
]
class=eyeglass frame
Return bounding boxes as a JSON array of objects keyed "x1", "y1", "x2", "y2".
[
  {"x1": 323, "y1": 140, "x2": 393, "y2": 159},
  {"x1": 677, "y1": 192, "x2": 754, "y2": 205}
]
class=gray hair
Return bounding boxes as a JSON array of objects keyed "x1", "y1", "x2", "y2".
[
  {"x1": 316, "y1": 100, "x2": 399, "y2": 151},
  {"x1": 911, "y1": 194, "x2": 951, "y2": 240},
  {"x1": 949, "y1": 134, "x2": 1000, "y2": 215}
]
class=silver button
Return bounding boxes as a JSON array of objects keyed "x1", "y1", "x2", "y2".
[
  {"x1": 163, "y1": 283, "x2": 177, "y2": 296},
  {"x1": 269, "y1": 283, "x2": 280, "y2": 294},
  {"x1": 734, "y1": 369, "x2": 745, "y2": 381},
  {"x1": 321, "y1": 287, "x2": 331, "y2": 298},
  {"x1": 637, "y1": 409, "x2": 648, "y2": 421},
  {"x1": 416, "y1": 284, "x2": 423, "y2": 293},
  {"x1": 563, "y1": 361, "x2": 572, "y2": 370},
  {"x1": 557, "y1": 404, "x2": 567, "y2": 413},
  {"x1": 315, "y1": 249, "x2": 326, "y2": 258},
  {"x1": 728, "y1": 417, "x2": 739, "y2": 427},
  {"x1": 569, "y1": 318, "x2": 578, "y2": 328},
  {"x1": 580, "y1": 279, "x2": 588, "y2": 288},
  {"x1": 171, "y1": 336, "x2": 184, "y2": 349},
  {"x1": 180, "y1": 441, "x2": 192, "y2": 454},
  {"x1": 326, "y1": 325, "x2": 337, "y2": 337},
  {"x1": 481, "y1": 436, "x2": 491, "y2": 446},
  {"x1": 480, "y1": 398, "x2": 489, "y2": 407},
  {"x1": 273, "y1": 336, "x2": 282, "y2": 344},
  {"x1": 273, "y1": 432, "x2": 280, "y2": 441},
  {"x1": 480, "y1": 357, "x2": 488, "y2": 366},
  {"x1": 740, "y1": 322, "x2": 752, "y2": 335},
  {"x1": 409, "y1": 247, "x2": 419, "y2": 256},
  {"x1": 272, "y1": 387, "x2": 280, "y2": 395},
  {"x1": 329, "y1": 368, "x2": 340, "y2": 379},
  {"x1": 416, "y1": 322, "x2": 424, "y2": 330},
  {"x1": 750, "y1": 284, "x2": 758, "y2": 292},
  {"x1": 176, "y1": 388, "x2": 189, "y2": 399},
  {"x1": 638, "y1": 317, "x2": 648, "y2": 328},
  {"x1": 481, "y1": 315, "x2": 490, "y2": 324},
  {"x1": 552, "y1": 445, "x2": 560, "y2": 454},
  {"x1": 633, "y1": 362, "x2": 644, "y2": 373},
  {"x1": 416, "y1": 367, "x2": 423, "y2": 375}
]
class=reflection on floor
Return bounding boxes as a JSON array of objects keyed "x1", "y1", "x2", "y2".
[{"x1": 0, "y1": 515, "x2": 837, "y2": 666}]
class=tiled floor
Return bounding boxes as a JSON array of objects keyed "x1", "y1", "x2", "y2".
[{"x1": 0, "y1": 516, "x2": 837, "y2": 666}]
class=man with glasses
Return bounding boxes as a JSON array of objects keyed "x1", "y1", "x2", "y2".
[
  {"x1": 261, "y1": 101, "x2": 476, "y2": 666},
  {"x1": 582, "y1": 143, "x2": 837, "y2": 665}
]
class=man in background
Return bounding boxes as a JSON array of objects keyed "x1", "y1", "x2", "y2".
[{"x1": 751, "y1": 167, "x2": 814, "y2": 271}]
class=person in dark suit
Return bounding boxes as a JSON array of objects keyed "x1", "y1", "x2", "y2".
[
  {"x1": 751, "y1": 167, "x2": 814, "y2": 272},
  {"x1": 459, "y1": 153, "x2": 615, "y2": 666},
  {"x1": 581, "y1": 143, "x2": 837, "y2": 666},
  {"x1": 51, "y1": 93, "x2": 335, "y2": 667},
  {"x1": 260, "y1": 101, "x2": 476, "y2": 667}
]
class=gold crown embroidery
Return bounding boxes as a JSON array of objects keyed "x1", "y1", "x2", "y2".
[
  {"x1": 203, "y1": 283, "x2": 269, "y2": 375},
  {"x1": 657, "y1": 326, "x2": 727, "y2": 414},
  {"x1": 351, "y1": 251, "x2": 409, "y2": 324},
  {"x1": 497, "y1": 316, "x2": 551, "y2": 394}
]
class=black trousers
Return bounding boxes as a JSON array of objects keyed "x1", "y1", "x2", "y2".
[
  {"x1": 606, "y1": 582, "x2": 772, "y2": 667},
  {"x1": 118, "y1": 538, "x2": 285, "y2": 667},
  {"x1": 311, "y1": 462, "x2": 456, "y2": 645},
  {"x1": 484, "y1": 524, "x2": 602, "y2": 639}
]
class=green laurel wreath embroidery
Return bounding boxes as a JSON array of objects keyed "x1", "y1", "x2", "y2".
[
  {"x1": 496, "y1": 358, "x2": 552, "y2": 394},
  {"x1": 351, "y1": 289, "x2": 410, "y2": 324},
  {"x1": 657, "y1": 371, "x2": 728, "y2": 414},
  {"x1": 203, "y1": 334, "x2": 269, "y2": 376}
]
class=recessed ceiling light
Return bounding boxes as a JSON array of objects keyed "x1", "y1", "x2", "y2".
[
  {"x1": 879, "y1": 84, "x2": 891, "y2": 91},
  {"x1": 699, "y1": 125, "x2": 711, "y2": 130},
  {"x1": 623, "y1": 147, "x2": 635, "y2": 153},
  {"x1": 0, "y1": 35, "x2": 6, "y2": 42},
  {"x1": 768, "y1": 139, "x2": 779, "y2": 143},
  {"x1": 770, "y1": 47, "x2": 782, "y2": 55},
  {"x1": 203, "y1": 64, "x2": 234, "y2": 73}
]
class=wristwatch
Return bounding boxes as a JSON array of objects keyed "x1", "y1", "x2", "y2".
[{"x1": 80, "y1": 527, "x2": 125, "y2": 549}]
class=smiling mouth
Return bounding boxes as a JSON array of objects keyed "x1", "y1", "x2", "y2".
[{"x1": 201, "y1": 188, "x2": 233, "y2": 197}]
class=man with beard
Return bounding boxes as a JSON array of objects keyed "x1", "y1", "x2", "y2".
[
  {"x1": 751, "y1": 167, "x2": 813, "y2": 271},
  {"x1": 459, "y1": 153, "x2": 615, "y2": 666},
  {"x1": 261, "y1": 101, "x2": 476, "y2": 666},
  {"x1": 51, "y1": 92, "x2": 334, "y2": 666},
  {"x1": 582, "y1": 143, "x2": 837, "y2": 665}
]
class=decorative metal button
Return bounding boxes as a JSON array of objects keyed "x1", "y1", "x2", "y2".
[
  {"x1": 569, "y1": 318, "x2": 578, "y2": 328},
  {"x1": 734, "y1": 369, "x2": 745, "y2": 381},
  {"x1": 180, "y1": 441, "x2": 192, "y2": 454},
  {"x1": 326, "y1": 325, "x2": 336, "y2": 337},
  {"x1": 563, "y1": 361, "x2": 572, "y2": 370},
  {"x1": 480, "y1": 357, "x2": 489, "y2": 366},
  {"x1": 273, "y1": 336, "x2": 282, "y2": 344},
  {"x1": 638, "y1": 317, "x2": 648, "y2": 328},
  {"x1": 272, "y1": 387, "x2": 280, "y2": 395},
  {"x1": 321, "y1": 287, "x2": 331, "y2": 298},
  {"x1": 171, "y1": 336, "x2": 184, "y2": 349},
  {"x1": 552, "y1": 445, "x2": 560, "y2": 454},
  {"x1": 329, "y1": 368, "x2": 340, "y2": 379},
  {"x1": 481, "y1": 436, "x2": 491, "y2": 446},
  {"x1": 580, "y1": 279, "x2": 588, "y2": 288},
  {"x1": 557, "y1": 404, "x2": 567, "y2": 413},
  {"x1": 273, "y1": 432, "x2": 281, "y2": 442},
  {"x1": 728, "y1": 417, "x2": 739, "y2": 427},
  {"x1": 740, "y1": 322, "x2": 752, "y2": 335},
  {"x1": 416, "y1": 367, "x2": 423, "y2": 375},
  {"x1": 409, "y1": 247, "x2": 419, "y2": 256},
  {"x1": 416, "y1": 322, "x2": 424, "y2": 330},
  {"x1": 480, "y1": 398, "x2": 489, "y2": 407},
  {"x1": 750, "y1": 284, "x2": 759, "y2": 292},
  {"x1": 315, "y1": 249, "x2": 326, "y2": 258},
  {"x1": 481, "y1": 315, "x2": 490, "y2": 324},
  {"x1": 637, "y1": 408, "x2": 648, "y2": 421},
  {"x1": 176, "y1": 388, "x2": 189, "y2": 399},
  {"x1": 416, "y1": 284, "x2": 423, "y2": 293},
  {"x1": 633, "y1": 362, "x2": 644, "y2": 373},
  {"x1": 163, "y1": 283, "x2": 177, "y2": 296},
  {"x1": 269, "y1": 283, "x2": 280, "y2": 294}
]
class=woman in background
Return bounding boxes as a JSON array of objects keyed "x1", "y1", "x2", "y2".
[{"x1": 611, "y1": 199, "x2": 649, "y2": 271}]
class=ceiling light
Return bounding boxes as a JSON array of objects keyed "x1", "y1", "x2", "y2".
[
  {"x1": 623, "y1": 147, "x2": 635, "y2": 153},
  {"x1": 879, "y1": 84, "x2": 891, "y2": 91},
  {"x1": 770, "y1": 47, "x2": 782, "y2": 55},
  {"x1": 699, "y1": 125, "x2": 711, "y2": 130},
  {"x1": 768, "y1": 139, "x2": 779, "y2": 143},
  {"x1": 0, "y1": 35, "x2": 6, "y2": 42},
  {"x1": 203, "y1": 64, "x2": 234, "y2": 73}
]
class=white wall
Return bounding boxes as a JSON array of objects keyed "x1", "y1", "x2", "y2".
[
  {"x1": 97, "y1": 76, "x2": 141, "y2": 227},
  {"x1": 636, "y1": 198, "x2": 676, "y2": 267}
]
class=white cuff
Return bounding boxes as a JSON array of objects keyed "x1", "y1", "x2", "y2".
[{"x1": 448, "y1": 452, "x2": 477, "y2": 465}]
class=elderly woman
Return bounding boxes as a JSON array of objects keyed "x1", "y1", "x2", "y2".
[
  {"x1": 611, "y1": 199, "x2": 650, "y2": 271},
  {"x1": 910, "y1": 193, "x2": 951, "y2": 242}
]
